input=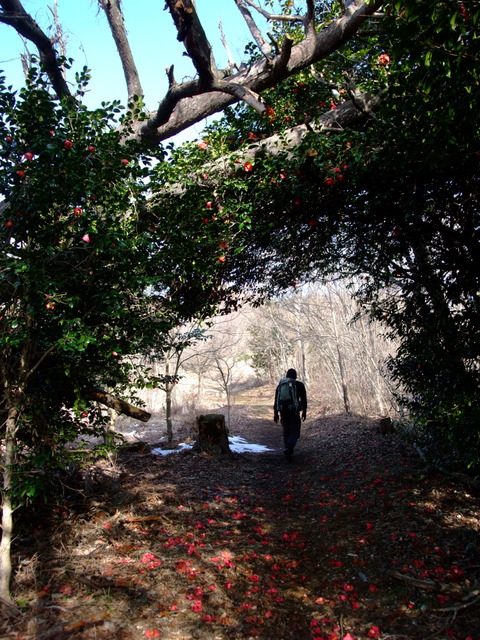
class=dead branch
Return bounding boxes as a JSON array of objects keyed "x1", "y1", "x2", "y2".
[
  {"x1": 273, "y1": 35, "x2": 294, "y2": 75},
  {"x1": 85, "y1": 388, "x2": 151, "y2": 423},
  {"x1": 2, "y1": 0, "x2": 382, "y2": 147},
  {"x1": 389, "y1": 570, "x2": 463, "y2": 594},
  {"x1": 0, "y1": 0, "x2": 70, "y2": 98},
  {"x1": 241, "y1": 0, "x2": 306, "y2": 24},
  {"x1": 433, "y1": 591, "x2": 480, "y2": 613},
  {"x1": 98, "y1": 0, "x2": 143, "y2": 100},
  {"x1": 305, "y1": 0, "x2": 316, "y2": 36},
  {"x1": 134, "y1": 0, "x2": 382, "y2": 144},
  {"x1": 233, "y1": 0, "x2": 274, "y2": 60},
  {"x1": 210, "y1": 80, "x2": 266, "y2": 114},
  {"x1": 165, "y1": 0, "x2": 221, "y2": 84}
]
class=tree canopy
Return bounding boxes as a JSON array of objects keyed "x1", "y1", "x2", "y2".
[{"x1": 0, "y1": 0, "x2": 479, "y2": 603}]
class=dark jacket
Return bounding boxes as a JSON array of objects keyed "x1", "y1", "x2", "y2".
[{"x1": 274, "y1": 379, "x2": 307, "y2": 415}]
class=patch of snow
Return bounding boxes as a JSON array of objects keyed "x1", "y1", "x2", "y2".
[{"x1": 151, "y1": 436, "x2": 273, "y2": 456}]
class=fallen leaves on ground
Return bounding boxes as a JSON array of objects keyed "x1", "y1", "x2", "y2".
[{"x1": 4, "y1": 393, "x2": 480, "y2": 640}]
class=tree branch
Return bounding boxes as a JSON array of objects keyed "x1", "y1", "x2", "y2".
[
  {"x1": 98, "y1": 0, "x2": 143, "y2": 100},
  {"x1": 305, "y1": 0, "x2": 316, "y2": 37},
  {"x1": 273, "y1": 35, "x2": 294, "y2": 75},
  {"x1": 131, "y1": 0, "x2": 382, "y2": 143},
  {"x1": 165, "y1": 0, "x2": 221, "y2": 85},
  {"x1": 233, "y1": 0, "x2": 273, "y2": 60},
  {"x1": 241, "y1": 0, "x2": 305, "y2": 24},
  {"x1": 86, "y1": 388, "x2": 151, "y2": 423},
  {"x1": 0, "y1": 0, "x2": 70, "y2": 98},
  {"x1": 211, "y1": 80, "x2": 266, "y2": 114}
]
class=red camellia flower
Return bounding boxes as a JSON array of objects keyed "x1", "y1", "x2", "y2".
[
  {"x1": 367, "y1": 625, "x2": 380, "y2": 637},
  {"x1": 198, "y1": 140, "x2": 208, "y2": 149},
  {"x1": 121, "y1": 158, "x2": 129, "y2": 166},
  {"x1": 6, "y1": 136, "x2": 13, "y2": 143},
  {"x1": 324, "y1": 177, "x2": 335, "y2": 186},
  {"x1": 74, "y1": 207, "x2": 83, "y2": 216},
  {"x1": 63, "y1": 140, "x2": 73, "y2": 149},
  {"x1": 88, "y1": 145, "x2": 96, "y2": 152},
  {"x1": 24, "y1": 152, "x2": 34, "y2": 161},
  {"x1": 218, "y1": 256, "x2": 226, "y2": 262},
  {"x1": 378, "y1": 53, "x2": 391, "y2": 66},
  {"x1": 247, "y1": 132, "x2": 257, "y2": 140},
  {"x1": 206, "y1": 201, "x2": 213, "y2": 209},
  {"x1": 16, "y1": 170, "x2": 25, "y2": 178},
  {"x1": 82, "y1": 233, "x2": 90, "y2": 243},
  {"x1": 244, "y1": 162, "x2": 253, "y2": 172},
  {"x1": 45, "y1": 302, "x2": 55, "y2": 310},
  {"x1": 5, "y1": 220, "x2": 14, "y2": 228}
]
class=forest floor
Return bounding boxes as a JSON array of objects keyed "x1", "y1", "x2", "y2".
[{"x1": 3, "y1": 385, "x2": 480, "y2": 640}]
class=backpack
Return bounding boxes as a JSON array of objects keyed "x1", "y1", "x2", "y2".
[{"x1": 276, "y1": 377, "x2": 299, "y2": 412}]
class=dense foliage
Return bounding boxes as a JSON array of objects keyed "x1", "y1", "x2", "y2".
[
  {"x1": 0, "y1": 66, "x2": 239, "y2": 507},
  {"x1": 151, "y1": 0, "x2": 480, "y2": 470}
]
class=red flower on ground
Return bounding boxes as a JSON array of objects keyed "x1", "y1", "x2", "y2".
[{"x1": 367, "y1": 625, "x2": 380, "y2": 637}]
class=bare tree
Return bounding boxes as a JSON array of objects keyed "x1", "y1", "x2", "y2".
[{"x1": 247, "y1": 282, "x2": 396, "y2": 415}]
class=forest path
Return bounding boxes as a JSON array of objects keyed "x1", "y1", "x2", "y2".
[{"x1": 6, "y1": 396, "x2": 480, "y2": 640}]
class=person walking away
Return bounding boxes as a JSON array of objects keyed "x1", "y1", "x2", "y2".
[{"x1": 273, "y1": 368, "x2": 307, "y2": 461}]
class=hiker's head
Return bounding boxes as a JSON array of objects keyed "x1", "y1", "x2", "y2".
[{"x1": 286, "y1": 368, "x2": 297, "y2": 379}]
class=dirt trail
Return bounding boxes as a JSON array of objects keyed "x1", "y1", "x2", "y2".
[{"x1": 4, "y1": 391, "x2": 480, "y2": 640}]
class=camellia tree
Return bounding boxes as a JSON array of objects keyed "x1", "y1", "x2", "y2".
[{"x1": 0, "y1": 66, "x2": 241, "y2": 601}]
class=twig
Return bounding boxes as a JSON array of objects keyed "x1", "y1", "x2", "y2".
[
  {"x1": 433, "y1": 592, "x2": 480, "y2": 613},
  {"x1": 389, "y1": 570, "x2": 462, "y2": 594}
]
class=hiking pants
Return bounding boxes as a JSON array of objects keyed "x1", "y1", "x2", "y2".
[{"x1": 281, "y1": 409, "x2": 301, "y2": 453}]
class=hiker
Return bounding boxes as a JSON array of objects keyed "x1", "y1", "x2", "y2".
[{"x1": 273, "y1": 368, "x2": 307, "y2": 461}]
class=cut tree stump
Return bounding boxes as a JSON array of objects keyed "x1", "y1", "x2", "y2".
[{"x1": 192, "y1": 413, "x2": 231, "y2": 455}]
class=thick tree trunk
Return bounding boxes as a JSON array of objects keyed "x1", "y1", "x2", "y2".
[{"x1": 193, "y1": 414, "x2": 231, "y2": 455}]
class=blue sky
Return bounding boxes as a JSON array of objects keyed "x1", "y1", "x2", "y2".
[{"x1": 0, "y1": 1, "x2": 267, "y2": 142}]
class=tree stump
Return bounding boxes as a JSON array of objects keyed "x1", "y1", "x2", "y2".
[{"x1": 192, "y1": 414, "x2": 231, "y2": 455}]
